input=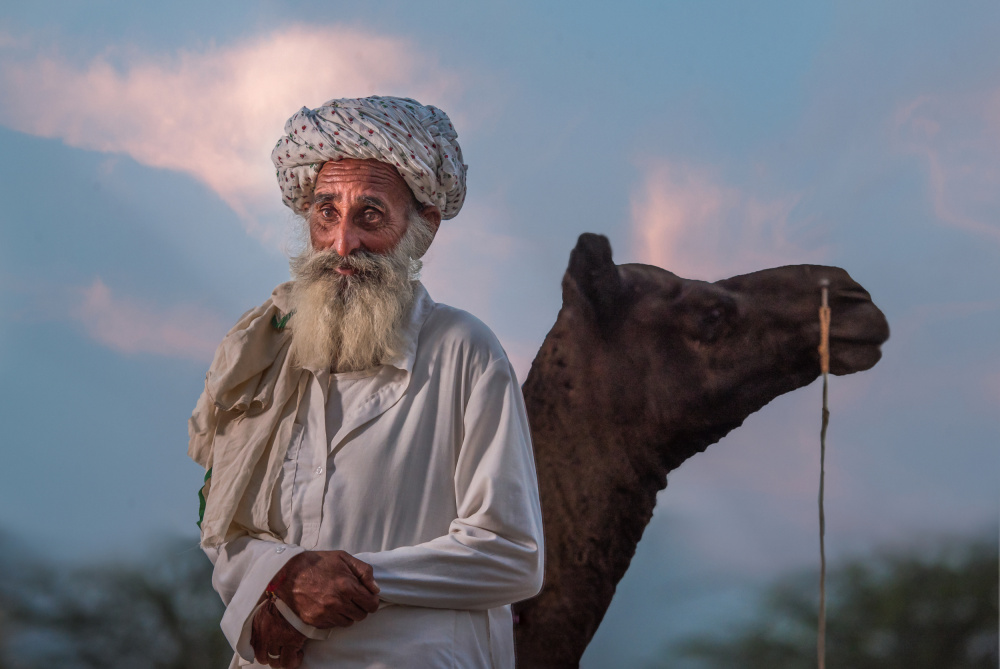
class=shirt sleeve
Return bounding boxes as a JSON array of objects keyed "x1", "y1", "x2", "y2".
[
  {"x1": 202, "y1": 535, "x2": 305, "y2": 662},
  {"x1": 353, "y1": 357, "x2": 545, "y2": 610}
]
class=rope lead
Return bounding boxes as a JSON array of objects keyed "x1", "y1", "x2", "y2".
[{"x1": 818, "y1": 280, "x2": 831, "y2": 669}]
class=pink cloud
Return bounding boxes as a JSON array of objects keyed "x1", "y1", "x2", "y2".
[
  {"x1": 894, "y1": 90, "x2": 1000, "y2": 244},
  {"x1": 629, "y1": 160, "x2": 825, "y2": 281},
  {"x1": 72, "y1": 278, "x2": 227, "y2": 361},
  {"x1": 0, "y1": 31, "x2": 28, "y2": 49},
  {"x1": 0, "y1": 26, "x2": 458, "y2": 243}
]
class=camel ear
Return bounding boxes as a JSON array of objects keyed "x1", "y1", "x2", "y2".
[{"x1": 564, "y1": 233, "x2": 625, "y2": 331}]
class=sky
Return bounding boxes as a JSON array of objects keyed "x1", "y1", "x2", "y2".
[{"x1": 0, "y1": 1, "x2": 997, "y2": 666}]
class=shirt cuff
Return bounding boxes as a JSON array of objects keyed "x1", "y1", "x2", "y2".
[
  {"x1": 222, "y1": 542, "x2": 305, "y2": 663},
  {"x1": 273, "y1": 596, "x2": 334, "y2": 640}
]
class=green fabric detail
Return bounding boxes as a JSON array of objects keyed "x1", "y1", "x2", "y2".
[
  {"x1": 197, "y1": 467, "x2": 212, "y2": 529},
  {"x1": 271, "y1": 311, "x2": 293, "y2": 331}
]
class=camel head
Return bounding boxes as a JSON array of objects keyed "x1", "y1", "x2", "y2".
[
  {"x1": 555, "y1": 232, "x2": 890, "y2": 468},
  {"x1": 515, "y1": 232, "x2": 889, "y2": 668}
]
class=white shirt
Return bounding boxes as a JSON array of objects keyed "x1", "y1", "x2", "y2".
[{"x1": 203, "y1": 284, "x2": 544, "y2": 668}]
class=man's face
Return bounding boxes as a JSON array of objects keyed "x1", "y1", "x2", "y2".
[
  {"x1": 289, "y1": 158, "x2": 440, "y2": 371},
  {"x1": 307, "y1": 158, "x2": 440, "y2": 274}
]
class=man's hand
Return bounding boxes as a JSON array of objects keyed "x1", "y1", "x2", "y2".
[
  {"x1": 273, "y1": 550, "x2": 381, "y2": 628},
  {"x1": 251, "y1": 600, "x2": 307, "y2": 668}
]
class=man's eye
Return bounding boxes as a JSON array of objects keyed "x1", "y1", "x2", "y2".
[{"x1": 363, "y1": 209, "x2": 383, "y2": 224}]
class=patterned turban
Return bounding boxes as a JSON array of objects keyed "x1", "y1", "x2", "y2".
[{"x1": 271, "y1": 95, "x2": 467, "y2": 220}]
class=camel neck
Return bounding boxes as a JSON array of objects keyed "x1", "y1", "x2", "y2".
[{"x1": 516, "y1": 334, "x2": 673, "y2": 668}]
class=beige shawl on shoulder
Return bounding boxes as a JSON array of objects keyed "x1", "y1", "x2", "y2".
[{"x1": 188, "y1": 283, "x2": 307, "y2": 548}]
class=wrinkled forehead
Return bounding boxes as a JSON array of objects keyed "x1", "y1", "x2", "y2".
[{"x1": 314, "y1": 158, "x2": 412, "y2": 197}]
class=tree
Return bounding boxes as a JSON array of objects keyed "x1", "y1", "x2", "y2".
[
  {"x1": 663, "y1": 534, "x2": 998, "y2": 669},
  {"x1": 0, "y1": 537, "x2": 231, "y2": 669}
]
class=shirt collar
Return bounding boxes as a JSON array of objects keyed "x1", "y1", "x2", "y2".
[{"x1": 382, "y1": 281, "x2": 435, "y2": 375}]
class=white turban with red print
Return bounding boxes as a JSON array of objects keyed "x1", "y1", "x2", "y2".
[{"x1": 271, "y1": 96, "x2": 467, "y2": 220}]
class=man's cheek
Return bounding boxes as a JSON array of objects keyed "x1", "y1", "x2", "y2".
[
  {"x1": 311, "y1": 231, "x2": 334, "y2": 250},
  {"x1": 308, "y1": 216, "x2": 334, "y2": 245}
]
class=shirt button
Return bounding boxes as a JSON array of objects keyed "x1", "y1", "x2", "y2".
[
  {"x1": 275, "y1": 545, "x2": 286, "y2": 554},
  {"x1": 315, "y1": 466, "x2": 324, "y2": 475}
]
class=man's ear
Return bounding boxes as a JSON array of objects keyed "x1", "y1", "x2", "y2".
[
  {"x1": 413, "y1": 204, "x2": 442, "y2": 259},
  {"x1": 564, "y1": 233, "x2": 625, "y2": 332},
  {"x1": 419, "y1": 204, "x2": 442, "y2": 235}
]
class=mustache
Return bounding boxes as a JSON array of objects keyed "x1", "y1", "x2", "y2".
[{"x1": 298, "y1": 247, "x2": 395, "y2": 281}]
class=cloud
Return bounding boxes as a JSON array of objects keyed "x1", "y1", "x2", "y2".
[
  {"x1": 894, "y1": 90, "x2": 1000, "y2": 244},
  {"x1": 0, "y1": 30, "x2": 29, "y2": 50},
  {"x1": 629, "y1": 160, "x2": 825, "y2": 281},
  {"x1": 71, "y1": 278, "x2": 226, "y2": 361},
  {"x1": 0, "y1": 26, "x2": 458, "y2": 243}
]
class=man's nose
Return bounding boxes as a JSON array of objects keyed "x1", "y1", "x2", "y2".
[{"x1": 333, "y1": 222, "x2": 362, "y2": 257}]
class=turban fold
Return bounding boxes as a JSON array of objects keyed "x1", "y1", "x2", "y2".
[{"x1": 272, "y1": 95, "x2": 467, "y2": 220}]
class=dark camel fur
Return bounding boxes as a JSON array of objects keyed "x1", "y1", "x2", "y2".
[{"x1": 513, "y1": 233, "x2": 890, "y2": 668}]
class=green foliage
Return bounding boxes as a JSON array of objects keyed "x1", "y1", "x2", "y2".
[
  {"x1": 0, "y1": 537, "x2": 231, "y2": 669},
  {"x1": 663, "y1": 535, "x2": 999, "y2": 669}
]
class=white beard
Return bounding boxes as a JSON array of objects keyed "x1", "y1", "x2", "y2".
[{"x1": 287, "y1": 211, "x2": 435, "y2": 372}]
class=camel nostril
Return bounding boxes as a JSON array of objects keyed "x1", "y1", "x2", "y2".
[{"x1": 835, "y1": 288, "x2": 874, "y2": 302}]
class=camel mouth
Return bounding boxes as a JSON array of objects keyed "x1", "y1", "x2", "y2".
[
  {"x1": 831, "y1": 330, "x2": 889, "y2": 346},
  {"x1": 830, "y1": 339, "x2": 884, "y2": 375},
  {"x1": 828, "y1": 303, "x2": 889, "y2": 375}
]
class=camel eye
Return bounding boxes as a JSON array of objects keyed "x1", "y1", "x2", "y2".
[
  {"x1": 700, "y1": 307, "x2": 725, "y2": 332},
  {"x1": 694, "y1": 304, "x2": 731, "y2": 343}
]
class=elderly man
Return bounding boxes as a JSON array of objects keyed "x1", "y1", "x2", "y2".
[{"x1": 188, "y1": 96, "x2": 544, "y2": 669}]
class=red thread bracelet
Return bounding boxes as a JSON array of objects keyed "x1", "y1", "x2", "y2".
[{"x1": 266, "y1": 571, "x2": 287, "y2": 595}]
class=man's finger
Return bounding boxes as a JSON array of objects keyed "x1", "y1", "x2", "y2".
[
  {"x1": 251, "y1": 610, "x2": 270, "y2": 665},
  {"x1": 280, "y1": 643, "x2": 304, "y2": 669},
  {"x1": 339, "y1": 597, "x2": 371, "y2": 622},
  {"x1": 330, "y1": 612, "x2": 355, "y2": 627},
  {"x1": 253, "y1": 642, "x2": 268, "y2": 666},
  {"x1": 343, "y1": 579, "x2": 380, "y2": 613},
  {"x1": 343, "y1": 576, "x2": 380, "y2": 611},
  {"x1": 351, "y1": 587, "x2": 380, "y2": 614},
  {"x1": 314, "y1": 599, "x2": 367, "y2": 627},
  {"x1": 264, "y1": 648, "x2": 283, "y2": 668},
  {"x1": 342, "y1": 554, "x2": 380, "y2": 594},
  {"x1": 258, "y1": 646, "x2": 280, "y2": 668}
]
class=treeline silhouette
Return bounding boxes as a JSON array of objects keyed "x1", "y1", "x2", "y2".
[
  {"x1": 0, "y1": 531, "x2": 995, "y2": 668},
  {"x1": 660, "y1": 532, "x2": 998, "y2": 669},
  {"x1": 0, "y1": 535, "x2": 230, "y2": 668}
]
